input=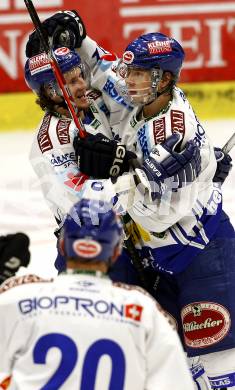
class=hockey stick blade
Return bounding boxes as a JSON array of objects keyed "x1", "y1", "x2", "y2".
[
  {"x1": 222, "y1": 131, "x2": 235, "y2": 154},
  {"x1": 24, "y1": 0, "x2": 86, "y2": 138}
]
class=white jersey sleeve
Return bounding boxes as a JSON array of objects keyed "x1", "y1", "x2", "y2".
[
  {"x1": 29, "y1": 100, "x2": 113, "y2": 225},
  {"x1": 78, "y1": 36, "x2": 110, "y2": 72},
  {"x1": 29, "y1": 113, "x2": 87, "y2": 224}
]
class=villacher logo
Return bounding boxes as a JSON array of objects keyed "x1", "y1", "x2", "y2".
[{"x1": 181, "y1": 301, "x2": 231, "y2": 348}]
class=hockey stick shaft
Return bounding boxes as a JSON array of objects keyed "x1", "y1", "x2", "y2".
[
  {"x1": 24, "y1": 0, "x2": 86, "y2": 138},
  {"x1": 222, "y1": 131, "x2": 235, "y2": 154}
]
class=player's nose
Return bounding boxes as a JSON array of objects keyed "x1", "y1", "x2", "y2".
[{"x1": 75, "y1": 78, "x2": 87, "y2": 95}]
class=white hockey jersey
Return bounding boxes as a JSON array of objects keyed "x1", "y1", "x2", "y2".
[
  {"x1": 75, "y1": 36, "x2": 223, "y2": 274},
  {"x1": 30, "y1": 36, "x2": 224, "y2": 274},
  {"x1": 0, "y1": 273, "x2": 194, "y2": 390},
  {"x1": 29, "y1": 91, "x2": 113, "y2": 227}
]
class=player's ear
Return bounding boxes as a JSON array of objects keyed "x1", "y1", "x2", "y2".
[
  {"x1": 111, "y1": 244, "x2": 121, "y2": 263},
  {"x1": 59, "y1": 238, "x2": 65, "y2": 256},
  {"x1": 159, "y1": 71, "x2": 173, "y2": 90}
]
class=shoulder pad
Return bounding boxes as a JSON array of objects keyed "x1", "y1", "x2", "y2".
[{"x1": 0, "y1": 274, "x2": 53, "y2": 294}]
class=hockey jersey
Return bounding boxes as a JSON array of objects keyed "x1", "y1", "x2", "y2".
[
  {"x1": 29, "y1": 91, "x2": 113, "y2": 227},
  {"x1": 75, "y1": 36, "x2": 224, "y2": 274},
  {"x1": 30, "y1": 36, "x2": 227, "y2": 274},
  {"x1": 0, "y1": 273, "x2": 194, "y2": 390}
]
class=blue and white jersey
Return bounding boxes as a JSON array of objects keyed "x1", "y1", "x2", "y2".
[
  {"x1": 0, "y1": 273, "x2": 194, "y2": 390},
  {"x1": 77, "y1": 36, "x2": 226, "y2": 274}
]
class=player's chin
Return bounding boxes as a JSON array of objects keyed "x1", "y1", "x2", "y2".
[
  {"x1": 75, "y1": 96, "x2": 90, "y2": 110},
  {"x1": 131, "y1": 96, "x2": 146, "y2": 105},
  {"x1": 132, "y1": 93, "x2": 152, "y2": 105}
]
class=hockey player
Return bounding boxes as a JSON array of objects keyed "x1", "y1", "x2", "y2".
[
  {"x1": 26, "y1": 11, "x2": 235, "y2": 390},
  {"x1": 25, "y1": 44, "x2": 202, "y2": 275},
  {"x1": 0, "y1": 233, "x2": 30, "y2": 284},
  {"x1": 25, "y1": 46, "x2": 138, "y2": 228},
  {"x1": 0, "y1": 198, "x2": 195, "y2": 390}
]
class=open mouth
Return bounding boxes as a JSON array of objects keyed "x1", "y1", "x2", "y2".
[{"x1": 76, "y1": 93, "x2": 89, "y2": 103}]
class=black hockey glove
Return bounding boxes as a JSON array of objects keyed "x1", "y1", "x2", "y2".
[
  {"x1": 0, "y1": 233, "x2": 30, "y2": 284},
  {"x1": 74, "y1": 133, "x2": 137, "y2": 179},
  {"x1": 26, "y1": 10, "x2": 86, "y2": 58},
  {"x1": 139, "y1": 133, "x2": 201, "y2": 200},
  {"x1": 213, "y1": 147, "x2": 232, "y2": 184}
]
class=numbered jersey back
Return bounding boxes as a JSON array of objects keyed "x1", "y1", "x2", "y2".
[{"x1": 0, "y1": 273, "x2": 159, "y2": 390}]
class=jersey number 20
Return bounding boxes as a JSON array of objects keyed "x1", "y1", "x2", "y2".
[{"x1": 33, "y1": 332, "x2": 126, "y2": 389}]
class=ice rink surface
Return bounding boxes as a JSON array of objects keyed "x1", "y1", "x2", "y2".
[{"x1": 1, "y1": 119, "x2": 235, "y2": 278}]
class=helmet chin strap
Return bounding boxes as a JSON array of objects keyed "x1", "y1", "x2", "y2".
[
  {"x1": 153, "y1": 67, "x2": 175, "y2": 95},
  {"x1": 145, "y1": 79, "x2": 175, "y2": 106},
  {"x1": 142, "y1": 68, "x2": 174, "y2": 106}
]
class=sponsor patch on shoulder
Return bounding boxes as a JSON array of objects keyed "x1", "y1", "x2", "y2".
[
  {"x1": 153, "y1": 117, "x2": 166, "y2": 144},
  {"x1": 37, "y1": 113, "x2": 53, "y2": 153},
  {"x1": 56, "y1": 119, "x2": 71, "y2": 145},
  {"x1": 171, "y1": 109, "x2": 185, "y2": 136},
  {"x1": 181, "y1": 301, "x2": 231, "y2": 348}
]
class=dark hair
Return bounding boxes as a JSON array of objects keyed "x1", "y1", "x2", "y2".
[
  {"x1": 36, "y1": 86, "x2": 67, "y2": 113},
  {"x1": 35, "y1": 86, "x2": 56, "y2": 112}
]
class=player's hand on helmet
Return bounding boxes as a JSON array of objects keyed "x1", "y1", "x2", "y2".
[
  {"x1": 137, "y1": 133, "x2": 201, "y2": 200},
  {"x1": 73, "y1": 133, "x2": 137, "y2": 179},
  {"x1": 0, "y1": 233, "x2": 30, "y2": 284},
  {"x1": 26, "y1": 10, "x2": 86, "y2": 58},
  {"x1": 213, "y1": 147, "x2": 232, "y2": 184}
]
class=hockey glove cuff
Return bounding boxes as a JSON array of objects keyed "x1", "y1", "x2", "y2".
[
  {"x1": 137, "y1": 133, "x2": 201, "y2": 200},
  {"x1": 213, "y1": 147, "x2": 232, "y2": 184},
  {"x1": 74, "y1": 133, "x2": 137, "y2": 179}
]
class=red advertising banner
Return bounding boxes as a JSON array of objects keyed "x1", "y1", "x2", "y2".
[{"x1": 1, "y1": 0, "x2": 235, "y2": 93}]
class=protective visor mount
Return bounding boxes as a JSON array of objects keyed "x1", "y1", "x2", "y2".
[{"x1": 115, "y1": 59, "x2": 163, "y2": 106}]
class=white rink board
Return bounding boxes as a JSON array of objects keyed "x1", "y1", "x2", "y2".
[{"x1": 0, "y1": 119, "x2": 235, "y2": 278}]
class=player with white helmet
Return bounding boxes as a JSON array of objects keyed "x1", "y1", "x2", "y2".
[{"x1": 0, "y1": 198, "x2": 195, "y2": 390}]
